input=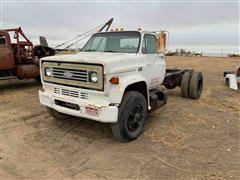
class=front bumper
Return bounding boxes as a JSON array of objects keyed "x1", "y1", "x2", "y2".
[{"x1": 39, "y1": 89, "x2": 118, "y2": 123}]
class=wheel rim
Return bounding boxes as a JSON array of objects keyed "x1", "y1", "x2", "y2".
[{"x1": 127, "y1": 104, "x2": 144, "y2": 132}]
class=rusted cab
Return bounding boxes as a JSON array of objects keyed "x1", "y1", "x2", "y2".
[{"x1": 0, "y1": 30, "x2": 14, "y2": 70}]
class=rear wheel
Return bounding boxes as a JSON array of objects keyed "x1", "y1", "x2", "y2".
[
  {"x1": 111, "y1": 91, "x2": 147, "y2": 142},
  {"x1": 46, "y1": 107, "x2": 71, "y2": 120},
  {"x1": 181, "y1": 71, "x2": 192, "y2": 98},
  {"x1": 189, "y1": 71, "x2": 203, "y2": 99}
]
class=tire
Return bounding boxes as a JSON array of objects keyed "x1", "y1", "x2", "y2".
[
  {"x1": 111, "y1": 91, "x2": 147, "y2": 142},
  {"x1": 189, "y1": 71, "x2": 203, "y2": 99},
  {"x1": 181, "y1": 71, "x2": 192, "y2": 98},
  {"x1": 46, "y1": 107, "x2": 71, "y2": 120}
]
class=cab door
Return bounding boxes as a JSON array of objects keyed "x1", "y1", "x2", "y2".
[
  {"x1": 0, "y1": 32, "x2": 14, "y2": 70},
  {"x1": 141, "y1": 33, "x2": 166, "y2": 89}
]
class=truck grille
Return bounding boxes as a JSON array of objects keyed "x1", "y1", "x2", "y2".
[
  {"x1": 52, "y1": 68, "x2": 88, "y2": 82},
  {"x1": 42, "y1": 62, "x2": 103, "y2": 90},
  {"x1": 54, "y1": 87, "x2": 89, "y2": 99}
]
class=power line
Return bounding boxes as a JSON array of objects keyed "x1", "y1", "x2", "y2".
[{"x1": 54, "y1": 23, "x2": 105, "y2": 49}]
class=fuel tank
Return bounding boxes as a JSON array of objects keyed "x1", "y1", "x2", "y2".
[{"x1": 15, "y1": 64, "x2": 39, "y2": 79}]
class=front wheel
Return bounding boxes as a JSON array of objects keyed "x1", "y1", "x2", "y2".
[{"x1": 111, "y1": 91, "x2": 147, "y2": 142}]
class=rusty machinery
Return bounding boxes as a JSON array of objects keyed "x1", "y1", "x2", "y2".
[{"x1": 0, "y1": 27, "x2": 55, "y2": 80}]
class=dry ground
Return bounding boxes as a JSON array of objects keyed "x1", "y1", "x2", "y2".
[{"x1": 0, "y1": 56, "x2": 240, "y2": 179}]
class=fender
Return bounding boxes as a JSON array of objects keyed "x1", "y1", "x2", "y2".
[{"x1": 108, "y1": 74, "x2": 149, "y2": 108}]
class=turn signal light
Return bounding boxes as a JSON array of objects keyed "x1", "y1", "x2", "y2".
[{"x1": 110, "y1": 77, "x2": 119, "y2": 84}]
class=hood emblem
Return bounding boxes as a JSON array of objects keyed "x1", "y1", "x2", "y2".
[{"x1": 63, "y1": 71, "x2": 73, "y2": 78}]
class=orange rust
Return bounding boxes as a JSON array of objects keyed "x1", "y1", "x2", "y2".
[{"x1": 157, "y1": 32, "x2": 167, "y2": 52}]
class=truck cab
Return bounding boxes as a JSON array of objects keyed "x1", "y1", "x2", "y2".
[
  {"x1": 39, "y1": 30, "x2": 168, "y2": 141},
  {"x1": 0, "y1": 31, "x2": 14, "y2": 70},
  {"x1": 39, "y1": 30, "x2": 202, "y2": 142}
]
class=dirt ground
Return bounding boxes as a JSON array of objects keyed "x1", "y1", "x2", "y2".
[{"x1": 1, "y1": 56, "x2": 240, "y2": 179}]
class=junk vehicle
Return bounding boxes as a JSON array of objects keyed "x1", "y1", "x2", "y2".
[
  {"x1": 0, "y1": 27, "x2": 55, "y2": 80},
  {"x1": 39, "y1": 20, "x2": 203, "y2": 142},
  {"x1": 224, "y1": 66, "x2": 240, "y2": 90}
]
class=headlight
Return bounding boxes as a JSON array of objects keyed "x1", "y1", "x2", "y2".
[
  {"x1": 89, "y1": 72, "x2": 98, "y2": 83},
  {"x1": 45, "y1": 68, "x2": 52, "y2": 77}
]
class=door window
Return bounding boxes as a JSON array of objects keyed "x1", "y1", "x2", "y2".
[
  {"x1": 0, "y1": 35, "x2": 7, "y2": 45},
  {"x1": 142, "y1": 34, "x2": 157, "y2": 54}
]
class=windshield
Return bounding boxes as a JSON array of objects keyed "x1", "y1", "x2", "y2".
[{"x1": 82, "y1": 31, "x2": 141, "y2": 53}]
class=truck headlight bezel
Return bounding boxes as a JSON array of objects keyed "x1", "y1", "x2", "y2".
[
  {"x1": 45, "y1": 67, "x2": 52, "y2": 77},
  {"x1": 89, "y1": 71, "x2": 98, "y2": 83},
  {"x1": 42, "y1": 61, "x2": 104, "y2": 91}
]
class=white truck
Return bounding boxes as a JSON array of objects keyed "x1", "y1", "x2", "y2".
[{"x1": 39, "y1": 29, "x2": 203, "y2": 142}]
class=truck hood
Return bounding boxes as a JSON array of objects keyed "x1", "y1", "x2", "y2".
[{"x1": 42, "y1": 52, "x2": 142, "y2": 74}]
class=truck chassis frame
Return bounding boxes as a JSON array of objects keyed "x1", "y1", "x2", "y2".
[{"x1": 163, "y1": 68, "x2": 194, "y2": 89}]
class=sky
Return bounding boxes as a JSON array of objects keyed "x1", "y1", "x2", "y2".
[{"x1": 1, "y1": 0, "x2": 239, "y2": 51}]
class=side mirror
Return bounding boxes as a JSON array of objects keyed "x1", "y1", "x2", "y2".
[{"x1": 157, "y1": 32, "x2": 167, "y2": 53}]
